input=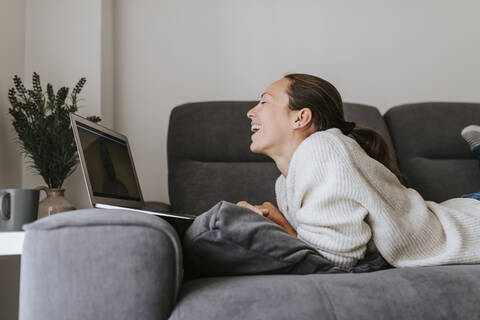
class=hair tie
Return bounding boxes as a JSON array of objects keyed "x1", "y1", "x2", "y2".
[{"x1": 341, "y1": 121, "x2": 356, "y2": 135}]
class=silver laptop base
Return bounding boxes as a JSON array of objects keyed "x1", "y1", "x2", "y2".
[{"x1": 95, "y1": 203, "x2": 194, "y2": 220}]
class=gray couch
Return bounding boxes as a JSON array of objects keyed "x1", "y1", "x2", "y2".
[{"x1": 19, "y1": 101, "x2": 480, "y2": 320}]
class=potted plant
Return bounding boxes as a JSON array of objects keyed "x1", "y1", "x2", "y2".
[{"x1": 8, "y1": 72, "x2": 100, "y2": 219}]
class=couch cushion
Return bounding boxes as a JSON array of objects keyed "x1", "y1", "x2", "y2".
[
  {"x1": 385, "y1": 102, "x2": 480, "y2": 202},
  {"x1": 170, "y1": 265, "x2": 480, "y2": 320},
  {"x1": 183, "y1": 201, "x2": 390, "y2": 278},
  {"x1": 168, "y1": 101, "x2": 393, "y2": 215}
]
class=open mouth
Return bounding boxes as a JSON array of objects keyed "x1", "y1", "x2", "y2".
[{"x1": 251, "y1": 124, "x2": 261, "y2": 134}]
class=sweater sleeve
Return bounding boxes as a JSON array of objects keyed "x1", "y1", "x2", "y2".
[{"x1": 292, "y1": 133, "x2": 372, "y2": 269}]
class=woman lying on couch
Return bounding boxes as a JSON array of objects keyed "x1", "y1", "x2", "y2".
[{"x1": 237, "y1": 73, "x2": 480, "y2": 269}]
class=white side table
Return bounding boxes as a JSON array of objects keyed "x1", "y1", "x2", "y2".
[
  {"x1": 0, "y1": 232, "x2": 25, "y2": 256},
  {"x1": 0, "y1": 232, "x2": 23, "y2": 320}
]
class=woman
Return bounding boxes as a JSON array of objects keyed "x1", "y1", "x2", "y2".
[{"x1": 238, "y1": 73, "x2": 480, "y2": 270}]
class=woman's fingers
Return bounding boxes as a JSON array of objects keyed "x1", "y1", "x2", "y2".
[
  {"x1": 237, "y1": 201, "x2": 269, "y2": 216},
  {"x1": 249, "y1": 205, "x2": 264, "y2": 215},
  {"x1": 259, "y1": 207, "x2": 269, "y2": 217},
  {"x1": 237, "y1": 201, "x2": 259, "y2": 213}
]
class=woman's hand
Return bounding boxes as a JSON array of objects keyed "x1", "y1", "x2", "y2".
[
  {"x1": 236, "y1": 201, "x2": 269, "y2": 216},
  {"x1": 236, "y1": 201, "x2": 297, "y2": 237}
]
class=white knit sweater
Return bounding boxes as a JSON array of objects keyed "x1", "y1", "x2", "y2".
[{"x1": 275, "y1": 128, "x2": 480, "y2": 269}]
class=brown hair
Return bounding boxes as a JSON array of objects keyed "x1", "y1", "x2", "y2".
[{"x1": 284, "y1": 73, "x2": 404, "y2": 182}]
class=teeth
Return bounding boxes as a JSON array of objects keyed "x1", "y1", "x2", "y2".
[{"x1": 251, "y1": 124, "x2": 262, "y2": 132}]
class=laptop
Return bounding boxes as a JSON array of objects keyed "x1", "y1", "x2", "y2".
[{"x1": 70, "y1": 113, "x2": 195, "y2": 220}]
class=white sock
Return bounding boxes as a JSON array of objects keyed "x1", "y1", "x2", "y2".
[{"x1": 461, "y1": 125, "x2": 480, "y2": 150}]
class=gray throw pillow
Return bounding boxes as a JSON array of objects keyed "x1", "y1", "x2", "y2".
[{"x1": 183, "y1": 201, "x2": 391, "y2": 278}]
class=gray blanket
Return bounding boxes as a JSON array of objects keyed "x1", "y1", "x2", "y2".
[{"x1": 183, "y1": 201, "x2": 391, "y2": 278}]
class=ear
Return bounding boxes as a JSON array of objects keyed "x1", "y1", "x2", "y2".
[{"x1": 292, "y1": 108, "x2": 313, "y2": 129}]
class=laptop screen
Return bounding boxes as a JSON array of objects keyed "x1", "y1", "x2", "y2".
[{"x1": 76, "y1": 122, "x2": 142, "y2": 202}]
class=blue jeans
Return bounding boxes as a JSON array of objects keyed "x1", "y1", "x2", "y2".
[
  {"x1": 461, "y1": 146, "x2": 480, "y2": 200},
  {"x1": 462, "y1": 192, "x2": 480, "y2": 200}
]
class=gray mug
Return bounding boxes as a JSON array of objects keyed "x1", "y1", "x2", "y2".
[{"x1": 0, "y1": 189, "x2": 40, "y2": 231}]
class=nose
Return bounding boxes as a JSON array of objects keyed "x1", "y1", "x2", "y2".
[{"x1": 247, "y1": 103, "x2": 258, "y2": 119}]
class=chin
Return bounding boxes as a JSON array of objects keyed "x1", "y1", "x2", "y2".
[{"x1": 250, "y1": 142, "x2": 262, "y2": 154}]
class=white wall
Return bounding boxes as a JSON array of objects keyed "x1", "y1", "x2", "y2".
[
  {"x1": 0, "y1": 4, "x2": 26, "y2": 318},
  {"x1": 22, "y1": 0, "x2": 113, "y2": 208},
  {"x1": 115, "y1": 0, "x2": 480, "y2": 205},
  {"x1": 0, "y1": 0, "x2": 26, "y2": 189},
  {"x1": 0, "y1": 0, "x2": 113, "y2": 209}
]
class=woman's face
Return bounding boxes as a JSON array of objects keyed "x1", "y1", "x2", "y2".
[{"x1": 247, "y1": 78, "x2": 295, "y2": 156}]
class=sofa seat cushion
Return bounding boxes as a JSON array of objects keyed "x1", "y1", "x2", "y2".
[{"x1": 170, "y1": 265, "x2": 480, "y2": 320}]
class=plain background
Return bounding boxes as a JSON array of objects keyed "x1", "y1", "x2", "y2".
[{"x1": 1, "y1": 0, "x2": 480, "y2": 209}]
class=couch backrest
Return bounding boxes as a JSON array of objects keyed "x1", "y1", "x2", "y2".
[
  {"x1": 384, "y1": 102, "x2": 480, "y2": 202},
  {"x1": 168, "y1": 101, "x2": 394, "y2": 215}
]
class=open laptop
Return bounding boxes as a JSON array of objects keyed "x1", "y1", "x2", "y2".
[{"x1": 70, "y1": 113, "x2": 195, "y2": 220}]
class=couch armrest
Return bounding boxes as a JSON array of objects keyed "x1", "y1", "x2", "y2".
[{"x1": 19, "y1": 209, "x2": 183, "y2": 320}]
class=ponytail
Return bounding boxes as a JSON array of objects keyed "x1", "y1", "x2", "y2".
[{"x1": 349, "y1": 126, "x2": 405, "y2": 183}]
